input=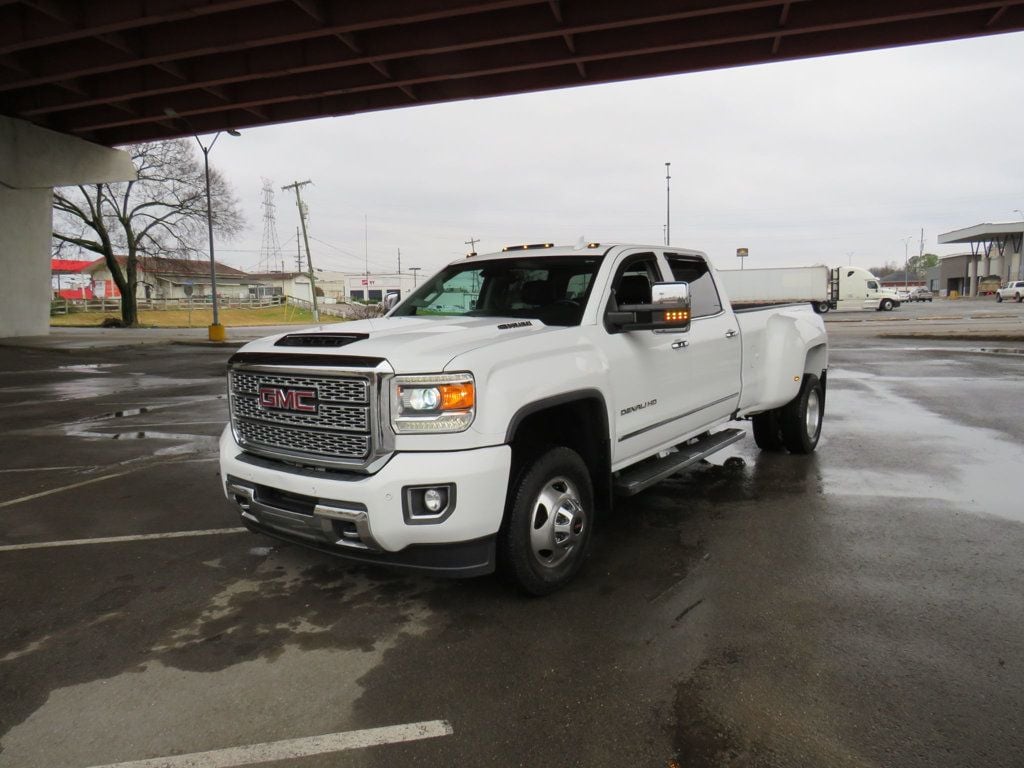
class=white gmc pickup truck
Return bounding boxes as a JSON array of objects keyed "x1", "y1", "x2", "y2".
[{"x1": 220, "y1": 243, "x2": 828, "y2": 594}]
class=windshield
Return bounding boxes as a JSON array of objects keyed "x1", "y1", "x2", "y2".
[{"x1": 392, "y1": 256, "x2": 604, "y2": 326}]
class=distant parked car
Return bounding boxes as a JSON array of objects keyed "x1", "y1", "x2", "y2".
[
  {"x1": 907, "y1": 287, "x2": 933, "y2": 302},
  {"x1": 996, "y1": 281, "x2": 1024, "y2": 303},
  {"x1": 896, "y1": 289, "x2": 911, "y2": 302}
]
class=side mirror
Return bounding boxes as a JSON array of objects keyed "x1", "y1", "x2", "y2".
[
  {"x1": 607, "y1": 281, "x2": 691, "y2": 332},
  {"x1": 383, "y1": 292, "x2": 401, "y2": 311}
]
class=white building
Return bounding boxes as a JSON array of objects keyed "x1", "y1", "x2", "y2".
[{"x1": 341, "y1": 272, "x2": 421, "y2": 303}]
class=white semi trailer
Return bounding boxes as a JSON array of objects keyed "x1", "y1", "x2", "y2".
[{"x1": 719, "y1": 265, "x2": 901, "y2": 313}]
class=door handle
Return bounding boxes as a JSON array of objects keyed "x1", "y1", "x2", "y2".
[
  {"x1": 724, "y1": 329, "x2": 738, "y2": 338},
  {"x1": 671, "y1": 340, "x2": 689, "y2": 349}
]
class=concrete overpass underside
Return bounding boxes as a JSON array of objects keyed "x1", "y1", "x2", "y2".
[{"x1": 3, "y1": 0, "x2": 1024, "y2": 336}]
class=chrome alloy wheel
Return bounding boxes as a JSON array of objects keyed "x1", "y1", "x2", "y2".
[
  {"x1": 805, "y1": 387, "x2": 822, "y2": 439},
  {"x1": 528, "y1": 476, "x2": 586, "y2": 569}
]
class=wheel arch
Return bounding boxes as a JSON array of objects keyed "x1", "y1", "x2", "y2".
[
  {"x1": 804, "y1": 344, "x2": 828, "y2": 408},
  {"x1": 504, "y1": 390, "x2": 612, "y2": 514}
]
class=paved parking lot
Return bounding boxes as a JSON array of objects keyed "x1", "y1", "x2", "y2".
[{"x1": 1, "y1": 309, "x2": 1023, "y2": 767}]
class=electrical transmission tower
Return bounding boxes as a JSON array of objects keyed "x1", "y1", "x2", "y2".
[{"x1": 257, "y1": 179, "x2": 283, "y2": 274}]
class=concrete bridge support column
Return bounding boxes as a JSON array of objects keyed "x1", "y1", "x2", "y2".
[
  {"x1": 968, "y1": 254, "x2": 978, "y2": 297},
  {"x1": 0, "y1": 116, "x2": 134, "y2": 338}
]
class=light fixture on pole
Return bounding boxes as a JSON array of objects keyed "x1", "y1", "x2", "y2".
[
  {"x1": 409, "y1": 267, "x2": 421, "y2": 286},
  {"x1": 164, "y1": 108, "x2": 240, "y2": 342}
]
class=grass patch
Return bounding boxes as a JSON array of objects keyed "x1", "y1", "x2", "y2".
[{"x1": 51, "y1": 304, "x2": 343, "y2": 328}]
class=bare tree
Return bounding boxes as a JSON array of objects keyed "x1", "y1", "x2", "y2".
[{"x1": 52, "y1": 140, "x2": 244, "y2": 326}]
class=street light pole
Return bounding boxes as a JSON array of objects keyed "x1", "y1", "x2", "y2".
[
  {"x1": 196, "y1": 130, "x2": 240, "y2": 341},
  {"x1": 164, "y1": 110, "x2": 239, "y2": 341},
  {"x1": 664, "y1": 162, "x2": 671, "y2": 246}
]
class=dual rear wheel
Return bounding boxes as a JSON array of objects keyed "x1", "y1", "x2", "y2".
[{"x1": 751, "y1": 374, "x2": 824, "y2": 454}]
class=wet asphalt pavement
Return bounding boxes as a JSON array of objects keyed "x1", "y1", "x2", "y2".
[{"x1": 1, "y1": 309, "x2": 1023, "y2": 768}]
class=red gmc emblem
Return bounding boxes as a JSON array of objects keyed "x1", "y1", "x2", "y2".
[{"x1": 258, "y1": 386, "x2": 318, "y2": 413}]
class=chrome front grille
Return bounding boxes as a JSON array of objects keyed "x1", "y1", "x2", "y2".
[
  {"x1": 234, "y1": 419, "x2": 371, "y2": 461},
  {"x1": 229, "y1": 367, "x2": 375, "y2": 468},
  {"x1": 231, "y1": 371, "x2": 368, "y2": 404},
  {"x1": 231, "y1": 394, "x2": 368, "y2": 431}
]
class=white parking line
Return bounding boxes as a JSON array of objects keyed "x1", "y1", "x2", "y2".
[
  {"x1": 0, "y1": 470, "x2": 134, "y2": 509},
  {"x1": 0, "y1": 527, "x2": 248, "y2": 552},
  {"x1": 0, "y1": 466, "x2": 97, "y2": 473},
  {"x1": 86, "y1": 720, "x2": 454, "y2": 768}
]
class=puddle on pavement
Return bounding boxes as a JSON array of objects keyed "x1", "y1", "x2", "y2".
[
  {"x1": 54, "y1": 363, "x2": 120, "y2": 373},
  {"x1": 4, "y1": 375, "x2": 214, "y2": 403},
  {"x1": 823, "y1": 366, "x2": 1024, "y2": 523},
  {"x1": 56, "y1": 396, "x2": 225, "y2": 455}
]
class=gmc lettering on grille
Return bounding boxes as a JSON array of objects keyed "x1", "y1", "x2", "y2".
[{"x1": 258, "y1": 386, "x2": 318, "y2": 413}]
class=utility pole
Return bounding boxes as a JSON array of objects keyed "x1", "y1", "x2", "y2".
[
  {"x1": 409, "y1": 267, "x2": 421, "y2": 286},
  {"x1": 918, "y1": 227, "x2": 925, "y2": 292},
  {"x1": 665, "y1": 162, "x2": 671, "y2": 246},
  {"x1": 465, "y1": 236, "x2": 479, "y2": 255},
  {"x1": 902, "y1": 236, "x2": 912, "y2": 290},
  {"x1": 295, "y1": 227, "x2": 302, "y2": 272},
  {"x1": 397, "y1": 247, "x2": 401, "y2": 274},
  {"x1": 282, "y1": 180, "x2": 319, "y2": 322}
]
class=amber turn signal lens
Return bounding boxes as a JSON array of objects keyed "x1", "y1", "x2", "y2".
[
  {"x1": 439, "y1": 382, "x2": 475, "y2": 410},
  {"x1": 663, "y1": 310, "x2": 690, "y2": 323}
]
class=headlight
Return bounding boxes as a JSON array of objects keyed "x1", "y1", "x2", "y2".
[{"x1": 391, "y1": 373, "x2": 475, "y2": 433}]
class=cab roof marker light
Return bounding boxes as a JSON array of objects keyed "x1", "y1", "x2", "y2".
[{"x1": 502, "y1": 242, "x2": 555, "y2": 251}]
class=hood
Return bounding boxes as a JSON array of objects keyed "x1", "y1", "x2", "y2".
[{"x1": 234, "y1": 315, "x2": 563, "y2": 372}]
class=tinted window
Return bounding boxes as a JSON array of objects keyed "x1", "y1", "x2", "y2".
[{"x1": 665, "y1": 254, "x2": 723, "y2": 318}]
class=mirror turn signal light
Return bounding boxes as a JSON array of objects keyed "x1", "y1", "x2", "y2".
[{"x1": 662, "y1": 310, "x2": 690, "y2": 323}]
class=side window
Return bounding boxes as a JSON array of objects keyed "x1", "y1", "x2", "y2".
[
  {"x1": 665, "y1": 254, "x2": 723, "y2": 318},
  {"x1": 610, "y1": 253, "x2": 661, "y2": 308},
  {"x1": 867, "y1": 280, "x2": 879, "y2": 290}
]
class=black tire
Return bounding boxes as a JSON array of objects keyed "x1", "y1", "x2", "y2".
[
  {"x1": 996, "y1": 293, "x2": 1003, "y2": 303},
  {"x1": 816, "y1": 301, "x2": 830, "y2": 314},
  {"x1": 752, "y1": 410, "x2": 784, "y2": 451},
  {"x1": 881, "y1": 299, "x2": 894, "y2": 311},
  {"x1": 1016, "y1": 294, "x2": 1022, "y2": 303},
  {"x1": 779, "y1": 374, "x2": 824, "y2": 455},
  {"x1": 498, "y1": 446, "x2": 594, "y2": 596}
]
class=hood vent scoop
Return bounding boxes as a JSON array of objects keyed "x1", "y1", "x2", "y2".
[{"x1": 275, "y1": 333, "x2": 369, "y2": 348}]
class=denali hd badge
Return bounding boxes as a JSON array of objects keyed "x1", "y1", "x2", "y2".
[{"x1": 258, "y1": 386, "x2": 318, "y2": 413}]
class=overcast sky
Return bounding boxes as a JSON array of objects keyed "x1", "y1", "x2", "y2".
[{"x1": 207, "y1": 30, "x2": 1024, "y2": 278}]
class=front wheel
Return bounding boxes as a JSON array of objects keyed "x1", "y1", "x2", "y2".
[
  {"x1": 779, "y1": 374, "x2": 824, "y2": 454},
  {"x1": 1016, "y1": 294, "x2": 1022, "y2": 303},
  {"x1": 996, "y1": 293, "x2": 1003, "y2": 303},
  {"x1": 498, "y1": 447, "x2": 594, "y2": 596},
  {"x1": 880, "y1": 299, "x2": 895, "y2": 311}
]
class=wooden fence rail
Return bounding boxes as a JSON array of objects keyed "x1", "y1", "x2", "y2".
[{"x1": 50, "y1": 295, "x2": 286, "y2": 315}]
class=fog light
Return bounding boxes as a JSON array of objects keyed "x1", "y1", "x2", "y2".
[
  {"x1": 424, "y1": 488, "x2": 444, "y2": 512},
  {"x1": 402, "y1": 484, "x2": 456, "y2": 523}
]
